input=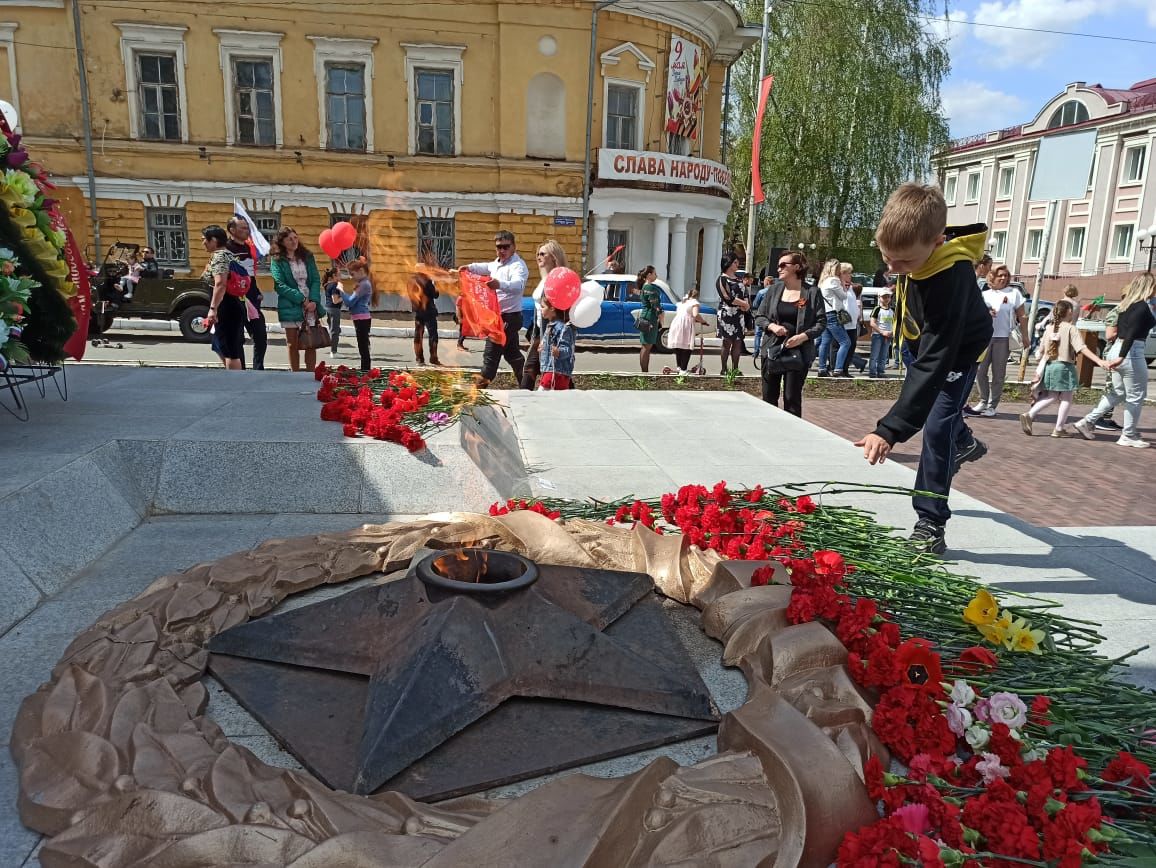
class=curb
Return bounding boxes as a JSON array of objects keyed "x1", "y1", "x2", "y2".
[{"x1": 110, "y1": 318, "x2": 460, "y2": 339}]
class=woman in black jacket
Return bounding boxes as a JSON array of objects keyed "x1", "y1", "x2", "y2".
[{"x1": 754, "y1": 251, "x2": 827, "y2": 417}]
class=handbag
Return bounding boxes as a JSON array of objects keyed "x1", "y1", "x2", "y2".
[
  {"x1": 297, "y1": 314, "x2": 331, "y2": 351},
  {"x1": 761, "y1": 296, "x2": 809, "y2": 374},
  {"x1": 836, "y1": 309, "x2": 853, "y2": 327}
]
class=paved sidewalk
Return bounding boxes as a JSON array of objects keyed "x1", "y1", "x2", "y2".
[{"x1": 803, "y1": 399, "x2": 1154, "y2": 527}]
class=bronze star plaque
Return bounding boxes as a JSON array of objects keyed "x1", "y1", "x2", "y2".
[{"x1": 207, "y1": 550, "x2": 718, "y2": 800}]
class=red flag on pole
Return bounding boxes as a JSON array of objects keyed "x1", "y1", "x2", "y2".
[
  {"x1": 457, "y1": 268, "x2": 505, "y2": 344},
  {"x1": 751, "y1": 75, "x2": 775, "y2": 206},
  {"x1": 61, "y1": 228, "x2": 91, "y2": 361}
]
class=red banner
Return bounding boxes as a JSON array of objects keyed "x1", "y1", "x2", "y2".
[
  {"x1": 457, "y1": 268, "x2": 505, "y2": 345},
  {"x1": 751, "y1": 75, "x2": 775, "y2": 206},
  {"x1": 61, "y1": 228, "x2": 91, "y2": 361}
]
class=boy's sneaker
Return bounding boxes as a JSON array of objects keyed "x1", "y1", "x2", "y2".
[
  {"x1": 1073, "y1": 418, "x2": 1096, "y2": 440},
  {"x1": 910, "y1": 520, "x2": 947, "y2": 556},
  {"x1": 1117, "y1": 435, "x2": 1150, "y2": 448},
  {"x1": 816, "y1": 370, "x2": 831, "y2": 378},
  {"x1": 954, "y1": 437, "x2": 988, "y2": 473},
  {"x1": 980, "y1": 407, "x2": 997, "y2": 417},
  {"x1": 1095, "y1": 418, "x2": 1123, "y2": 432}
]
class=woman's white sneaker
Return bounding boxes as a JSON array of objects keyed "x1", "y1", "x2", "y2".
[
  {"x1": 1117, "y1": 435, "x2": 1150, "y2": 448},
  {"x1": 1073, "y1": 418, "x2": 1096, "y2": 440}
]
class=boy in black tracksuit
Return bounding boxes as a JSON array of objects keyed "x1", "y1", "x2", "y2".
[{"x1": 855, "y1": 184, "x2": 994, "y2": 555}]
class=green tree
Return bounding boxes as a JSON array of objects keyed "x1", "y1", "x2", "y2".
[{"x1": 726, "y1": 0, "x2": 951, "y2": 261}]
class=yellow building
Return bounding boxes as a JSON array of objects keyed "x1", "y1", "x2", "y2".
[{"x1": 3, "y1": 0, "x2": 755, "y2": 302}]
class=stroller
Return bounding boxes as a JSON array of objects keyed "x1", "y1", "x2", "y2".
[{"x1": 661, "y1": 327, "x2": 707, "y2": 376}]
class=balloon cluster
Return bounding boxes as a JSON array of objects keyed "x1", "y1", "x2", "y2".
[
  {"x1": 543, "y1": 267, "x2": 602, "y2": 329},
  {"x1": 319, "y1": 221, "x2": 358, "y2": 261}
]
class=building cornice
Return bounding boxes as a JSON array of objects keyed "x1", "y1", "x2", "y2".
[
  {"x1": 597, "y1": 1, "x2": 756, "y2": 64},
  {"x1": 941, "y1": 110, "x2": 1156, "y2": 166}
]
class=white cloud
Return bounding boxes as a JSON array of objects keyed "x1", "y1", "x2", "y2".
[
  {"x1": 925, "y1": 8, "x2": 969, "y2": 53},
  {"x1": 941, "y1": 80, "x2": 1027, "y2": 137},
  {"x1": 971, "y1": 0, "x2": 1106, "y2": 67}
]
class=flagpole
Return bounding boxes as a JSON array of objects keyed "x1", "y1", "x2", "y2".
[{"x1": 744, "y1": 2, "x2": 771, "y2": 275}]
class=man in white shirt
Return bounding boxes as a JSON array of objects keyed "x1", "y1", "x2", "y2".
[
  {"x1": 466, "y1": 230, "x2": 530, "y2": 385},
  {"x1": 969, "y1": 264, "x2": 1028, "y2": 416}
]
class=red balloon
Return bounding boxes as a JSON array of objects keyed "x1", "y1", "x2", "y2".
[
  {"x1": 544, "y1": 266, "x2": 582, "y2": 310},
  {"x1": 332, "y1": 221, "x2": 357, "y2": 251},
  {"x1": 318, "y1": 228, "x2": 341, "y2": 259}
]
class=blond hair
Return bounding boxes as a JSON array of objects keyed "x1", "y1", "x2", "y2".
[
  {"x1": 1118, "y1": 273, "x2": 1156, "y2": 313},
  {"x1": 536, "y1": 239, "x2": 568, "y2": 277},
  {"x1": 875, "y1": 183, "x2": 947, "y2": 250},
  {"x1": 839, "y1": 262, "x2": 854, "y2": 274},
  {"x1": 818, "y1": 258, "x2": 841, "y2": 282}
]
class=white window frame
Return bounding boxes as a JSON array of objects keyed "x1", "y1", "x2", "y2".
[
  {"x1": 602, "y1": 78, "x2": 645, "y2": 151},
  {"x1": 309, "y1": 36, "x2": 376, "y2": 153},
  {"x1": 402, "y1": 43, "x2": 465, "y2": 157},
  {"x1": 0, "y1": 22, "x2": 20, "y2": 130},
  {"x1": 146, "y1": 206, "x2": 189, "y2": 268},
  {"x1": 1109, "y1": 223, "x2": 1135, "y2": 261},
  {"x1": 1121, "y1": 142, "x2": 1147, "y2": 185},
  {"x1": 964, "y1": 171, "x2": 981, "y2": 204},
  {"x1": 116, "y1": 23, "x2": 189, "y2": 143},
  {"x1": 990, "y1": 230, "x2": 1007, "y2": 260},
  {"x1": 1024, "y1": 228, "x2": 1043, "y2": 261},
  {"x1": 215, "y1": 29, "x2": 284, "y2": 148},
  {"x1": 1064, "y1": 226, "x2": 1086, "y2": 261},
  {"x1": 942, "y1": 174, "x2": 957, "y2": 206},
  {"x1": 996, "y1": 165, "x2": 1015, "y2": 200}
]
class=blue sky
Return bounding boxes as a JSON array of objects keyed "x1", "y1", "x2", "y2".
[{"x1": 931, "y1": 0, "x2": 1156, "y2": 139}]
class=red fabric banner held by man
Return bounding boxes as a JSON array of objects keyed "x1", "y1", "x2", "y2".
[
  {"x1": 457, "y1": 268, "x2": 505, "y2": 345},
  {"x1": 751, "y1": 75, "x2": 775, "y2": 206},
  {"x1": 61, "y1": 228, "x2": 91, "y2": 361}
]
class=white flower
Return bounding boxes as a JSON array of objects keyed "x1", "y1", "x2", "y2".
[
  {"x1": 965, "y1": 724, "x2": 990, "y2": 750},
  {"x1": 988, "y1": 692, "x2": 1028, "y2": 730},
  {"x1": 945, "y1": 703, "x2": 973, "y2": 737},
  {"x1": 950, "y1": 679, "x2": 977, "y2": 707},
  {"x1": 976, "y1": 752, "x2": 1011, "y2": 785}
]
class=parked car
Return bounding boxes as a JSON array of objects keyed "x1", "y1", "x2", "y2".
[
  {"x1": 90, "y1": 242, "x2": 213, "y2": 342},
  {"x1": 1076, "y1": 301, "x2": 1156, "y2": 365},
  {"x1": 521, "y1": 273, "x2": 716, "y2": 345}
]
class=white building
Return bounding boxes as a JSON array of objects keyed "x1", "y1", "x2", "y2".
[{"x1": 940, "y1": 78, "x2": 1156, "y2": 296}]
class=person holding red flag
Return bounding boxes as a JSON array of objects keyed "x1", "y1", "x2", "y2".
[{"x1": 465, "y1": 230, "x2": 529, "y2": 386}]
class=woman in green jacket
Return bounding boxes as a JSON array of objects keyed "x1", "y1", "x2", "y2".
[{"x1": 270, "y1": 226, "x2": 324, "y2": 372}]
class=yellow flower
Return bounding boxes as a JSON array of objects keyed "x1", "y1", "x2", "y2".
[
  {"x1": 977, "y1": 611, "x2": 1013, "y2": 647},
  {"x1": 1007, "y1": 617, "x2": 1045, "y2": 654},
  {"x1": 963, "y1": 589, "x2": 1000, "y2": 626}
]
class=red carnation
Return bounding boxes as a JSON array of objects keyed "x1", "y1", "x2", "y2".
[
  {"x1": 1029, "y1": 695, "x2": 1052, "y2": 727},
  {"x1": 794, "y1": 494, "x2": 816, "y2": 514},
  {"x1": 1046, "y1": 745, "x2": 1088, "y2": 792},
  {"x1": 341, "y1": 424, "x2": 358, "y2": 438},
  {"x1": 955, "y1": 645, "x2": 999, "y2": 673},
  {"x1": 1101, "y1": 750, "x2": 1151, "y2": 789}
]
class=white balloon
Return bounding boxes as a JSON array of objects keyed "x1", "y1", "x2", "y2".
[
  {"x1": 569, "y1": 295, "x2": 601, "y2": 329},
  {"x1": 0, "y1": 100, "x2": 17, "y2": 130},
  {"x1": 579, "y1": 280, "x2": 603, "y2": 302}
]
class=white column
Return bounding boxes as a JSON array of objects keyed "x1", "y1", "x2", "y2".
[
  {"x1": 651, "y1": 214, "x2": 671, "y2": 275},
  {"x1": 700, "y1": 221, "x2": 723, "y2": 302},
  {"x1": 668, "y1": 216, "x2": 688, "y2": 296},
  {"x1": 591, "y1": 213, "x2": 610, "y2": 271}
]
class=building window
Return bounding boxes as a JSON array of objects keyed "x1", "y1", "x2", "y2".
[
  {"x1": 990, "y1": 230, "x2": 1007, "y2": 260},
  {"x1": 1024, "y1": 229, "x2": 1043, "y2": 260},
  {"x1": 943, "y1": 175, "x2": 957, "y2": 206},
  {"x1": 996, "y1": 165, "x2": 1015, "y2": 199},
  {"x1": 1122, "y1": 143, "x2": 1147, "y2": 184},
  {"x1": 964, "y1": 171, "x2": 981, "y2": 204},
  {"x1": 607, "y1": 228, "x2": 629, "y2": 271},
  {"x1": 215, "y1": 29, "x2": 284, "y2": 148},
  {"x1": 605, "y1": 83, "x2": 640, "y2": 150},
  {"x1": 1064, "y1": 226, "x2": 1086, "y2": 260},
  {"x1": 310, "y1": 36, "x2": 376, "y2": 153},
  {"x1": 232, "y1": 59, "x2": 276, "y2": 146},
  {"x1": 417, "y1": 217, "x2": 455, "y2": 268},
  {"x1": 414, "y1": 69, "x2": 454, "y2": 156},
  {"x1": 329, "y1": 212, "x2": 367, "y2": 260},
  {"x1": 1110, "y1": 224, "x2": 1134, "y2": 260},
  {"x1": 136, "y1": 53, "x2": 181, "y2": 141},
  {"x1": 403, "y1": 43, "x2": 465, "y2": 157},
  {"x1": 117, "y1": 24, "x2": 190, "y2": 143},
  {"x1": 1047, "y1": 100, "x2": 1090, "y2": 130},
  {"x1": 325, "y1": 65, "x2": 367, "y2": 151},
  {"x1": 147, "y1": 208, "x2": 188, "y2": 267}
]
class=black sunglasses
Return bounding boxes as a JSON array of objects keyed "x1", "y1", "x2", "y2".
[
  {"x1": 496, "y1": 242, "x2": 512, "y2": 250},
  {"x1": 777, "y1": 262, "x2": 793, "y2": 269}
]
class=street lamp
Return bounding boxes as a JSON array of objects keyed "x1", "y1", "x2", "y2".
[{"x1": 1138, "y1": 224, "x2": 1156, "y2": 273}]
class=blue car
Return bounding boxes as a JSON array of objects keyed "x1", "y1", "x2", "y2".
[{"x1": 521, "y1": 273, "x2": 716, "y2": 343}]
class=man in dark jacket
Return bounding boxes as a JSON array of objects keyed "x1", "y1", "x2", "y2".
[
  {"x1": 855, "y1": 184, "x2": 994, "y2": 555},
  {"x1": 226, "y1": 217, "x2": 268, "y2": 370}
]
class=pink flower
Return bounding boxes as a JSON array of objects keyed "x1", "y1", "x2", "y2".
[
  {"x1": 976, "y1": 752, "x2": 1011, "y2": 785},
  {"x1": 974, "y1": 698, "x2": 992, "y2": 723},
  {"x1": 987, "y1": 691, "x2": 1028, "y2": 730},
  {"x1": 893, "y1": 803, "x2": 931, "y2": 834},
  {"x1": 945, "y1": 703, "x2": 973, "y2": 736}
]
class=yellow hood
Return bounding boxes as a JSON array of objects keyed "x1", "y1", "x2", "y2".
[{"x1": 909, "y1": 228, "x2": 988, "y2": 281}]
